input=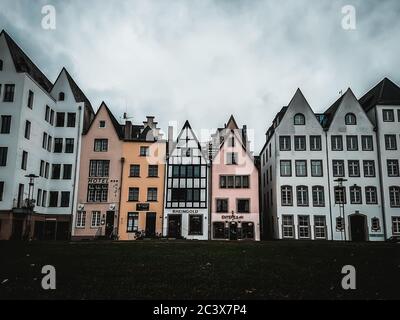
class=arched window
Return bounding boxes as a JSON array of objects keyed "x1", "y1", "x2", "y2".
[
  {"x1": 59, "y1": 92, "x2": 65, "y2": 101},
  {"x1": 0, "y1": 59, "x2": 3, "y2": 71},
  {"x1": 294, "y1": 113, "x2": 305, "y2": 125},
  {"x1": 345, "y1": 113, "x2": 356, "y2": 125}
]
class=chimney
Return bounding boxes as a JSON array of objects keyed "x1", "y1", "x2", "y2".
[
  {"x1": 144, "y1": 116, "x2": 156, "y2": 129},
  {"x1": 124, "y1": 120, "x2": 132, "y2": 139}
]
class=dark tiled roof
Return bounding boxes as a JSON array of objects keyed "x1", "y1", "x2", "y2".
[
  {"x1": 359, "y1": 77, "x2": 400, "y2": 112},
  {"x1": 322, "y1": 93, "x2": 345, "y2": 129},
  {"x1": 62, "y1": 67, "x2": 93, "y2": 110},
  {"x1": 2, "y1": 30, "x2": 53, "y2": 92}
]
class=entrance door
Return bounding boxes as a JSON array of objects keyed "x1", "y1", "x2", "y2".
[
  {"x1": 105, "y1": 211, "x2": 115, "y2": 239},
  {"x1": 145, "y1": 212, "x2": 156, "y2": 237},
  {"x1": 11, "y1": 219, "x2": 23, "y2": 240},
  {"x1": 229, "y1": 222, "x2": 238, "y2": 240},
  {"x1": 168, "y1": 215, "x2": 182, "y2": 238},
  {"x1": 350, "y1": 214, "x2": 367, "y2": 241},
  {"x1": 44, "y1": 220, "x2": 57, "y2": 240}
]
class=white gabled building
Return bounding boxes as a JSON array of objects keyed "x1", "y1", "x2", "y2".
[
  {"x1": 359, "y1": 78, "x2": 400, "y2": 240},
  {"x1": 0, "y1": 30, "x2": 94, "y2": 240},
  {"x1": 260, "y1": 89, "x2": 331, "y2": 240},
  {"x1": 163, "y1": 121, "x2": 210, "y2": 240}
]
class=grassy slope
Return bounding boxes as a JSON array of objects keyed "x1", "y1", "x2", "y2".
[{"x1": 0, "y1": 240, "x2": 399, "y2": 300}]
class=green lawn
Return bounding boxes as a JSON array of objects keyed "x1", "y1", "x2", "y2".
[{"x1": 0, "y1": 240, "x2": 399, "y2": 300}]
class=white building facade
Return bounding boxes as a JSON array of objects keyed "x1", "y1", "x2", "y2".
[{"x1": 0, "y1": 30, "x2": 94, "y2": 240}]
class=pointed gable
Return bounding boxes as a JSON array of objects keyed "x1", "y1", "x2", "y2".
[
  {"x1": 1, "y1": 29, "x2": 53, "y2": 92},
  {"x1": 359, "y1": 77, "x2": 400, "y2": 112},
  {"x1": 226, "y1": 115, "x2": 239, "y2": 130},
  {"x1": 86, "y1": 102, "x2": 123, "y2": 138}
]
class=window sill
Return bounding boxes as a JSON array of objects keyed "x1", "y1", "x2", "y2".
[{"x1": 147, "y1": 176, "x2": 159, "y2": 178}]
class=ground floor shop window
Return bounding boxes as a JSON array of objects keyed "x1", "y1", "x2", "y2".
[
  {"x1": 213, "y1": 222, "x2": 225, "y2": 239},
  {"x1": 314, "y1": 215, "x2": 327, "y2": 239},
  {"x1": 392, "y1": 216, "x2": 400, "y2": 235},
  {"x1": 298, "y1": 215, "x2": 310, "y2": 239},
  {"x1": 282, "y1": 215, "x2": 294, "y2": 238},
  {"x1": 241, "y1": 222, "x2": 254, "y2": 239},
  {"x1": 189, "y1": 215, "x2": 203, "y2": 235},
  {"x1": 127, "y1": 212, "x2": 138, "y2": 232}
]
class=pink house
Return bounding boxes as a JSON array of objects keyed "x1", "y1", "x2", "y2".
[{"x1": 210, "y1": 116, "x2": 260, "y2": 241}]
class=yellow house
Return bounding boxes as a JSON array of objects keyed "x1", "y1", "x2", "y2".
[{"x1": 118, "y1": 117, "x2": 166, "y2": 240}]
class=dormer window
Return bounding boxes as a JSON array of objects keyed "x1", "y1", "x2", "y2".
[
  {"x1": 294, "y1": 113, "x2": 305, "y2": 125},
  {"x1": 0, "y1": 59, "x2": 3, "y2": 71},
  {"x1": 345, "y1": 113, "x2": 356, "y2": 125},
  {"x1": 59, "y1": 92, "x2": 65, "y2": 101}
]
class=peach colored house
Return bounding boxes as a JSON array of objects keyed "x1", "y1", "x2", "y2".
[
  {"x1": 210, "y1": 116, "x2": 260, "y2": 241},
  {"x1": 72, "y1": 102, "x2": 124, "y2": 240},
  {"x1": 118, "y1": 117, "x2": 166, "y2": 240}
]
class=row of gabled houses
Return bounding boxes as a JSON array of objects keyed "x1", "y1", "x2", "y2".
[{"x1": 0, "y1": 30, "x2": 399, "y2": 241}]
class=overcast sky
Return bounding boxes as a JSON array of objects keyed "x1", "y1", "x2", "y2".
[{"x1": 1, "y1": 0, "x2": 400, "y2": 151}]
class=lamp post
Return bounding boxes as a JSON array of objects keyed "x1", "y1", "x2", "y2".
[
  {"x1": 334, "y1": 178, "x2": 347, "y2": 241},
  {"x1": 24, "y1": 174, "x2": 39, "y2": 240}
]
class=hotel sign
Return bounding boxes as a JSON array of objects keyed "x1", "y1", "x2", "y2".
[
  {"x1": 88, "y1": 178, "x2": 108, "y2": 184},
  {"x1": 221, "y1": 215, "x2": 244, "y2": 220},
  {"x1": 136, "y1": 203, "x2": 150, "y2": 211}
]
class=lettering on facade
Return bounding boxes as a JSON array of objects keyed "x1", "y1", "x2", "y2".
[
  {"x1": 172, "y1": 209, "x2": 199, "y2": 214},
  {"x1": 136, "y1": 203, "x2": 150, "y2": 211},
  {"x1": 88, "y1": 178, "x2": 108, "y2": 184},
  {"x1": 221, "y1": 215, "x2": 244, "y2": 220}
]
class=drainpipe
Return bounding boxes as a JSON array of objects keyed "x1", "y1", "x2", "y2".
[
  {"x1": 70, "y1": 105, "x2": 82, "y2": 239},
  {"x1": 208, "y1": 156, "x2": 212, "y2": 241},
  {"x1": 374, "y1": 107, "x2": 387, "y2": 239},
  {"x1": 116, "y1": 156, "x2": 125, "y2": 240},
  {"x1": 324, "y1": 130, "x2": 334, "y2": 241}
]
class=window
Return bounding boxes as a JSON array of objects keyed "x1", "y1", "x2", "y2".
[
  {"x1": 89, "y1": 160, "x2": 110, "y2": 177},
  {"x1": 130, "y1": 165, "x2": 140, "y2": 177},
  {"x1": 21, "y1": 151, "x2": 28, "y2": 170},
  {"x1": 65, "y1": 138, "x2": 74, "y2": 153},
  {"x1": 27, "y1": 90, "x2": 34, "y2": 109},
  {"x1": 350, "y1": 186, "x2": 362, "y2": 204},
  {"x1": 128, "y1": 188, "x2": 139, "y2": 202},
  {"x1": 331, "y1": 135, "x2": 343, "y2": 151},
  {"x1": 87, "y1": 184, "x2": 108, "y2": 202},
  {"x1": 67, "y1": 113, "x2": 76, "y2": 127},
  {"x1": 279, "y1": 136, "x2": 291, "y2": 151},
  {"x1": 1, "y1": 115, "x2": 11, "y2": 134},
  {"x1": 242, "y1": 176, "x2": 249, "y2": 188},
  {"x1": 51, "y1": 164, "x2": 61, "y2": 179},
  {"x1": 296, "y1": 186, "x2": 309, "y2": 206},
  {"x1": 49, "y1": 191, "x2": 58, "y2": 207},
  {"x1": 63, "y1": 164, "x2": 72, "y2": 180},
  {"x1": 361, "y1": 136, "x2": 373, "y2": 151},
  {"x1": 127, "y1": 213, "x2": 139, "y2": 232},
  {"x1": 147, "y1": 188, "x2": 157, "y2": 201},
  {"x1": 0, "y1": 147, "x2": 8, "y2": 166},
  {"x1": 3, "y1": 84, "x2": 15, "y2": 102},
  {"x1": 45, "y1": 163, "x2": 49, "y2": 179},
  {"x1": 385, "y1": 135, "x2": 397, "y2": 150},
  {"x1": 332, "y1": 160, "x2": 345, "y2": 177},
  {"x1": 280, "y1": 160, "x2": 292, "y2": 177},
  {"x1": 148, "y1": 165, "x2": 158, "y2": 177},
  {"x1": 0, "y1": 59, "x2": 2, "y2": 70},
  {"x1": 220, "y1": 175, "x2": 249, "y2": 188},
  {"x1": 281, "y1": 186, "x2": 293, "y2": 206},
  {"x1": 336, "y1": 217, "x2": 344, "y2": 231},
  {"x1": 237, "y1": 199, "x2": 250, "y2": 213},
  {"x1": 24, "y1": 120, "x2": 31, "y2": 139},
  {"x1": 363, "y1": 160, "x2": 375, "y2": 177},
  {"x1": 387, "y1": 160, "x2": 399, "y2": 177},
  {"x1": 213, "y1": 222, "x2": 225, "y2": 239},
  {"x1": 294, "y1": 136, "x2": 306, "y2": 151},
  {"x1": 295, "y1": 160, "x2": 307, "y2": 177},
  {"x1": 294, "y1": 113, "x2": 305, "y2": 125},
  {"x1": 189, "y1": 215, "x2": 203, "y2": 235},
  {"x1": 36, "y1": 189, "x2": 42, "y2": 206},
  {"x1": 348, "y1": 160, "x2": 360, "y2": 177},
  {"x1": 53, "y1": 138, "x2": 63, "y2": 153},
  {"x1": 45, "y1": 105, "x2": 50, "y2": 122},
  {"x1": 226, "y1": 152, "x2": 238, "y2": 165},
  {"x1": 94, "y1": 139, "x2": 108, "y2": 152},
  {"x1": 47, "y1": 135, "x2": 52, "y2": 152},
  {"x1": 382, "y1": 109, "x2": 394, "y2": 122},
  {"x1": 311, "y1": 160, "x2": 323, "y2": 177},
  {"x1": 76, "y1": 211, "x2": 86, "y2": 228},
  {"x1": 50, "y1": 109, "x2": 54, "y2": 125},
  {"x1": 282, "y1": 215, "x2": 294, "y2": 238},
  {"x1": 0, "y1": 181, "x2": 3, "y2": 201},
  {"x1": 59, "y1": 92, "x2": 65, "y2": 101},
  {"x1": 42, "y1": 132, "x2": 48, "y2": 149},
  {"x1": 216, "y1": 199, "x2": 228, "y2": 212},
  {"x1": 312, "y1": 186, "x2": 325, "y2": 207},
  {"x1": 60, "y1": 192, "x2": 70, "y2": 207},
  {"x1": 310, "y1": 135, "x2": 322, "y2": 151},
  {"x1": 39, "y1": 160, "x2": 45, "y2": 177},
  {"x1": 140, "y1": 146, "x2": 149, "y2": 156},
  {"x1": 242, "y1": 222, "x2": 255, "y2": 240},
  {"x1": 371, "y1": 217, "x2": 380, "y2": 232},
  {"x1": 99, "y1": 120, "x2": 106, "y2": 128},
  {"x1": 345, "y1": 113, "x2": 356, "y2": 125},
  {"x1": 392, "y1": 217, "x2": 400, "y2": 235},
  {"x1": 42, "y1": 191, "x2": 47, "y2": 207},
  {"x1": 389, "y1": 186, "x2": 400, "y2": 207},
  {"x1": 314, "y1": 216, "x2": 327, "y2": 239},
  {"x1": 91, "y1": 211, "x2": 101, "y2": 228},
  {"x1": 346, "y1": 135, "x2": 358, "y2": 151},
  {"x1": 298, "y1": 216, "x2": 310, "y2": 239},
  {"x1": 334, "y1": 186, "x2": 346, "y2": 204},
  {"x1": 365, "y1": 186, "x2": 377, "y2": 204},
  {"x1": 56, "y1": 112, "x2": 65, "y2": 127}
]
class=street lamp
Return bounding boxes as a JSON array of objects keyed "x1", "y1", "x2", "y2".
[
  {"x1": 24, "y1": 174, "x2": 39, "y2": 240},
  {"x1": 334, "y1": 178, "x2": 347, "y2": 241}
]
